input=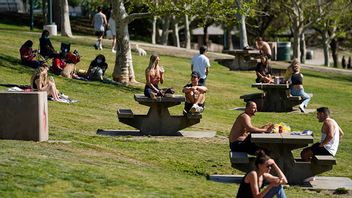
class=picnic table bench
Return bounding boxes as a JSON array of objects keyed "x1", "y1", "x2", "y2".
[
  {"x1": 240, "y1": 83, "x2": 303, "y2": 112},
  {"x1": 222, "y1": 49, "x2": 261, "y2": 70},
  {"x1": 229, "y1": 133, "x2": 337, "y2": 185},
  {"x1": 117, "y1": 94, "x2": 202, "y2": 136}
]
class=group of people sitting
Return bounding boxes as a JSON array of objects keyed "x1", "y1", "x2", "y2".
[
  {"x1": 143, "y1": 46, "x2": 210, "y2": 115},
  {"x1": 230, "y1": 101, "x2": 344, "y2": 197},
  {"x1": 255, "y1": 55, "x2": 311, "y2": 113},
  {"x1": 19, "y1": 30, "x2": 111, "y2": 83}
]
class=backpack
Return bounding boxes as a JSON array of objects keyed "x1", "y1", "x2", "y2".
[{"x1": 50, "y1": 57, "x2": 66, "y2": 75}]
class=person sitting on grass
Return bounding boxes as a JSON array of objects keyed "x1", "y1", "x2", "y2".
[
  {"x1": 39, "y1": 30, "x2": 57, "y2": 59},
  {"x1": 31, "y1": 65, "x2": 60, "y2": 101},
  {"x1": 236, "y1": 149, "x2": 288, "y2": 198},
  {"x1": 255, "y1": 55, "x2": 272, "y2": 83},
  {"x1": 19, "y1": 40, "x2": 43, "y2": 68},
  {"x1": 182, "y1": 71, "x2": 207, "y2": 114},
  {"x1": 300, "y1": 107, "x2": 344, "y2": 162},
  {"x1": 86, "y1": 54, "x2": 108, "y2": 81},
  {"x1": 229, "y1": 101, "x2": 274, "y2": 155}
]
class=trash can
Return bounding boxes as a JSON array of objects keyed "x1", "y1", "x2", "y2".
[
  {"x1": 43, "y1": 24, "x2": 57, "y2": 36},
  {"x1": 277, "y1": 42, "x2": 291, "y2": 61}
]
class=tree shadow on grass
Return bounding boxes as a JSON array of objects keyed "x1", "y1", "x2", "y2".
[{"x1": 0, "y1": 53, "x2": 34, "y2": 74}]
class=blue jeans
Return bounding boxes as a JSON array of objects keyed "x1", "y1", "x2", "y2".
[
  {"x1": 290, "y1": 87, "x2": 311, "y2": 108},
  {"x1": 198, "y1": 78, "x2": 206, "y2": 86},
  {"x1": 264, "y1": 185, "x2": 287, "y2": 198}
]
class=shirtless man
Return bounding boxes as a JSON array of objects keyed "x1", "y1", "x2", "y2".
[
  {"x1": 256, "y1": 37, "x2": 272, "y2": 59},
  {"x1": 229, "y1": 101, "x2": 274, "y2": 155},
  {"x1": 182, "y1": 71, "x2": 207, "y2": 113},
  {"x1": 301, "y1": 107, "x2": 344, "y2": 161}
]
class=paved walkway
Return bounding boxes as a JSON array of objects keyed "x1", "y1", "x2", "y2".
[{"x1": 132, "y1": 42, "x2": 352, "y2": 76}]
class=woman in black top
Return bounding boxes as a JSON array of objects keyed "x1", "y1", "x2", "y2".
[
  {"x1": 39, "y1": 30, "x2": 57, "y2": 59},
  {"x1": 255, "y1": 56, "x2": 272, "y2": 83},
  {"x1": 236, "y1": 150, "x2": 287, "y2": 198},
  {"x1": 290, "y1": 62, "x2": 311, "y2": 113}
]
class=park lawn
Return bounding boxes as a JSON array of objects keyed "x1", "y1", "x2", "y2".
[{"x1": 0, "y1": 23, "x2": 351, "y2": 197}]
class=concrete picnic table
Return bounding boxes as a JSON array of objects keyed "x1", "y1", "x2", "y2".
[
  {"x1": 222, "y1": 49, "x2": 261, "y2": 70},
  {"x1": 251, "y1": 133, "x2": 336, "y2": 184},
  {"x1": 117, "y1": 94, "x2": 201, "y2": 136},
  {"x1": 240, "y1": 83, "x2": 302, "y2": 112}
]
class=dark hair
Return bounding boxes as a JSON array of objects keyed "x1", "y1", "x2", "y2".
[
  {"x1": 23, "y1": 40, "x2": 33, "y2": 48},
  {"x1": 191, "y1": 71, "x2": 200, "y2": 78},
  {"x1": 95, "y1": 54, "x2": 105, "y2": 62},
  {"x1": 97, "y1": 6, "x2": 102, "y2": 12},
  {"x1": 317, "y1": 107, "x2": 330, "y2": 116},
  {"x1": 246, "y1": 101, "x2": 255, "y2": 108},
  {"x1": 199, "y1": 45, "x2": 207, "y2": 54},
  {"x1": 41, "y1": 30, "x2": 49, "y2": 38},
  {"x1": 256, "y1": 37, "x2": 263, "y2": 42},
  {"x1": 255, "y1": 149, "x2": 270, "y2": 168}
]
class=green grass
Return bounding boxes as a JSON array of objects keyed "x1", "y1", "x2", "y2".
[{"x1": 0, "y1": 22, "x2": 351, "y2": 197}]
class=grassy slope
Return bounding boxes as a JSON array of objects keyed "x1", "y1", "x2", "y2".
[{"x1": 0, "y1": 24, "x2": 351, "y2": 197}]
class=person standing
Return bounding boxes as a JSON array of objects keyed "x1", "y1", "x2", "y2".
[
  {"x1": 347, "y1": 56, "x2": 352, "y2": 69},
  {"x1": 236, "y1": 150, "x2": 287, "y2": 198},
  {"x1": 191, "y1": 45, "x2": 210, "y2": 86},
  {"x1": 93, "y1": 6, "x2": 107, "y2": 50},
  {"x1": 301, "y1": 107, "x2": 344, "y2": 161},
  {"x1": 108, "y1": 11, "x2": 117, "y2": 53},
  {"x1": 255, "y1": 37, "x2": 272, "y2": 59},
  {"x1": 341, "y1": 56, "x2": 346, "y2": 69}
]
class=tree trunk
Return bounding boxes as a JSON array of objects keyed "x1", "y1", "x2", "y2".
[
  {"x1": 52, "y1": 0, "x2": 61, "y2": 28},
  {"x1": 152, "y1": 16, "x2": 157, "y2": 45},
  {"x1": 160, "y1": 15, "x2": 171, "y2": 45},
  {"x1": 203, "y1": 25, "x2": 209, "y2": 46},
  {"x1": 300, "y1": 33, "x2": 306, "y2": 63},
  {"x1": 172, "y1": 15, "x2": 180, "y2": 48},
  {"x1": 111, "y1": 0, "x2": 136, "y2": 84},
  {"x1": 331, "y1": 38, "x2": 338, "y2": 67},
  {"x1": 42, "y1": 0, "x2": 47, "y2": 25},
  {"x1": 184, "y1": 14, "x2": 191, "y2": 49},
  {"x1": 61, "y1": 0, "x2": 73, "y2": 37},
  {"x1": 322, "y1": 31, "x2": 330, "y2": 66},
  {"x1": 235, "y1": 0, "x2": 248, "y2": 49}
]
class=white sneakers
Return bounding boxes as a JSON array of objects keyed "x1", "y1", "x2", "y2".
[
  {"x1": 299, "y1": 103, "x2": 305, "y2": 113},
  {"x1": 190, "y1": 104, "x2": 204, "y2": 113}
]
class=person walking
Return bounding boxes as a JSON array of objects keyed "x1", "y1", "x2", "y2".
[
  {"x1": 108, "y1": 11, "x2": 117, "y2": 53},
  {"x1": 93, "y1": 6, "x2": 107, "y2": 50},
  {"x1": 191, "y1": 45, "x2": 210, "y2": 86}
]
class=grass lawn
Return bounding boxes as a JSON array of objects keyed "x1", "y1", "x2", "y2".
[{"x1": 0, "y1": 23, "x2": 351, "y2": 197}]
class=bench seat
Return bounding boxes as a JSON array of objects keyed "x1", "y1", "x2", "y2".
[
  {"x1": 240, "y1": 93, "x2": 264, "y2": 100},
  {"x1": 117, "y1": 109, "x2": 134, "y2": 118},
  {"x1": 287, "y1": 96, "x2": 302, "y2": 101},
  {"x1": 229, "y1": 151, "x2": 249, "y2": 164},
  {"x1": 313, "y1": 155, "x2": 336, "y2": 166}
]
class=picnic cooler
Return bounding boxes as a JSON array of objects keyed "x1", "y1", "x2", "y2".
[{"x1": 277, "y1": 42, "x2": 291, "y2": 61}]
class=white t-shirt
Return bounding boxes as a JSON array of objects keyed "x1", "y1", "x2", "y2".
[
  {"x1": 321, "y1": 118, "x2": 340, "y2": 156},
  {"x1": 191, "y1": 54, "x2": 210, "y2": 79},
  {"x1": 108, "y1": 17, "x2": 116, "y2": 35},
  {"x1": 94, "y1": 12, "x2": 106, "y2": 32}
]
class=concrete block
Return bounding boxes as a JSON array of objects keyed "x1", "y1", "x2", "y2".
[{"x1": 0, "y1": 92, "x2": 48, "y2": 141}]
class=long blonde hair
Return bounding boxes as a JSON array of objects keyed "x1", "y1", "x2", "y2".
[
  {"x1": 31, "y1": 66, "x2": 48, "y2": 89},
  {"x1": 145, "y1": 54, "x2": 159, "y2": 72}
]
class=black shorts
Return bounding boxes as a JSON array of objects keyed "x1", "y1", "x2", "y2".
[
  {"x1": 311, "y1": 143, "x2": 332, "y2": 156},
  {"x1": 95, "y1": 31, "x2": 104, "y2": 37},
  {"x1": 229, "y1": 135, "x2": 260, "y2": 155}
]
